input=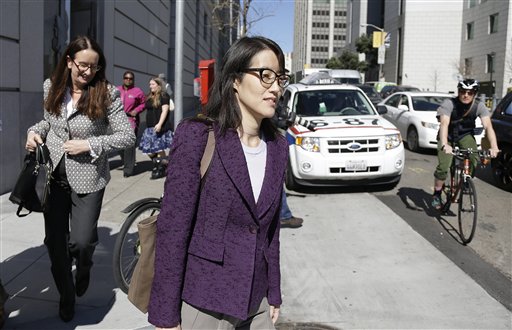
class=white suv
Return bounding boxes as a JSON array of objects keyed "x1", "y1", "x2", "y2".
[{"x1": 278, "y1": 75, "x2": 405, "y2": 190}]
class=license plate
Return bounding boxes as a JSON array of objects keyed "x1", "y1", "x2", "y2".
[{"x1": 346, "y1": 160, "x2": 367, "y2": 171}]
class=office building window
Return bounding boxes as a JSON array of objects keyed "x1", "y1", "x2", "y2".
[
  {"x1": 466, "y1": 22, "x2": 474, "y2": 40},
  {"x1": 487, "y1": 54, "x2": 495, "y2": 74},
  {"x1": 464, "y1": 58, "x2": 472, "y2": 76},
  {"x1": 489, "y1": 13, "x2": 498, "y2": 34},
  {"x1": 469, "y1": 0, "x2": 477, "y2": 8}
]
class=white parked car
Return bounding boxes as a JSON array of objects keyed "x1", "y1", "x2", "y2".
[
  {"x1": 377, "y1": 92, "x2": 484, "y2": 152},
  {"x1": 278, "y1": 74, "x2": 405, "y2": 190}
]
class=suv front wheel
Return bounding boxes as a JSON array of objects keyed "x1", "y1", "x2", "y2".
[
  {"x1": 285, "y1": 163, "x2": 300, "y2": 191},
  {"x1": 491, "y1": 148, "x2": 512, "y2": 192}
]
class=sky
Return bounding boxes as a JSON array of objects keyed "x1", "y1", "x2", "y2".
[{"x1": 247, "y1": 0, "x2": 295, "y2": 53}]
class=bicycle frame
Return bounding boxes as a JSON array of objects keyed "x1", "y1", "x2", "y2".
[
  {"x1": 447, "y1": 155, "x2": 472, "y2": 203},
  {"x1": 443, "y1": 148, "x2": 489, "y2": 210}
]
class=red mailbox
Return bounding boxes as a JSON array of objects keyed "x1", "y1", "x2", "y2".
[{"x1": 198, "y1": 59, "x2": 216, "y2": 107}]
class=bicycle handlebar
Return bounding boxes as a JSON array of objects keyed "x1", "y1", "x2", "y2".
[{"x1": 452, "y1": 147, "x2": 490, "y2": 157}]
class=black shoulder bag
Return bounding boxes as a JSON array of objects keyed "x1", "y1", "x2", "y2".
[{"x1": 9, "y1": 143, "x2": 53, "y2": 217}]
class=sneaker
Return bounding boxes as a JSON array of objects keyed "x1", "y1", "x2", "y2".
[
  {"x1": 280, "y1": 216, "x2": 303, "y2": 228},
  {"x1": 431, "y1": 194, "x2": 442, "y2": 210}
]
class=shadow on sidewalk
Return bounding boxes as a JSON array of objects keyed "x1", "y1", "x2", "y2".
[{"x1": 1, "y1": 226, "x2": 120, "y2": 329}]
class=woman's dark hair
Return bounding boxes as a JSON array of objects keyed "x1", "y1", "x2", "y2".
[
  {"x1": 45, "y1": 35, "x2": 110, "y2": 120},
  {"x1": 204, "y1": 36, "x2": 286, "y2": 139}
]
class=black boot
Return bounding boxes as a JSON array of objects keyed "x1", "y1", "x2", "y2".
[
  {"x1": 150, "y1": 158, "x2": 159, "y2": 179},
  {"x1": 150, "y1": 158, "x2": 166, "y2": 180}
]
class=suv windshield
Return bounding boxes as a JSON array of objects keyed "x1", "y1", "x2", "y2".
[{"x1": 293, "y1": 90, "x2": 376, "y2": 117}]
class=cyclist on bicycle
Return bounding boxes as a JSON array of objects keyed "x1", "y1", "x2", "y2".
[{"x1": 431, "y1": 79, "x2": 500, "y2": 209}]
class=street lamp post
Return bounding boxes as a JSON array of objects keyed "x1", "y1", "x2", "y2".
[{"x1": 361, "y1": 23, "x2": 385, "y2": 81}]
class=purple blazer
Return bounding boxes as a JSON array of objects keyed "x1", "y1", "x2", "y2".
[{"x1": 148, "y1": 119, "x2": 288, "y2": 327}]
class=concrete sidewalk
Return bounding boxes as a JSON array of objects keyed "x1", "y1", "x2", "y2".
[{"x1": 1, "y1": 152, "x2": 511, "y2": 329}]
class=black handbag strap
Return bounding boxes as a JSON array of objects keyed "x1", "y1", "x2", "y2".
[{"x1": 16, "y1": 205, "x2": 31, "y2": 217}]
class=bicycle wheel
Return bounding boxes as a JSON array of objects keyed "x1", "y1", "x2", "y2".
[
  {"x1": 113, "y1": 202, "x2": 161, "y2": 293},
  {"x1": 458, "y1": 177, "x2": 477, "y2": 244}
]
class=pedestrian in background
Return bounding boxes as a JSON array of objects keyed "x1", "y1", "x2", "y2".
[
  {"x1": 139, "y1": 77, "x2": 173, "y2": 180},
  {"x1": 280, "y1": 189, "x2": 304, "y2": 228},
  {"x1": 25, "y1": 35, "x2": 135, "y2": 322},
  {"x1": 117, "y1": 71, "x2": 145, "y2": 177},
  {"x1": 158, "y1": 73, "x2": 173, "y2": 99},
  {"x1": 148, "y1": 36, "x2": 290, "y2": 329}
]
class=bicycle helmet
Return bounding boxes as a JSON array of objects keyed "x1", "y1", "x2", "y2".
[{"x1": 457, "y1": 79, "x2": 479, "y2": 92}]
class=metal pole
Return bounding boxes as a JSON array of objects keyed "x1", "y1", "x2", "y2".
[{"x1": 174, "y1": 0, "x2": 184, "y2": 124}]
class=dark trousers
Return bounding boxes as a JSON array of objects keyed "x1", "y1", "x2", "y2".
[
  {"x1": 121, "y1": 145, "x2": 136, "y2": 176},
  {"x1": 43, "y1": 159, "x2": 105, "y2": 299},
  {"x1": 121, "y1": 127, "x2": 138, "y2": 176}
]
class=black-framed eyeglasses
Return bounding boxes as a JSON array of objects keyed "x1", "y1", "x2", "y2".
[
  {"x1": 71, "y1": 58, "x2": 102, "y2": 73},
  {"x1": 124, "y1": 76, "x2": 134, "y2": 80},
  {"x1": 241, "y1": 68, "x2": 290, "y2": 88}
]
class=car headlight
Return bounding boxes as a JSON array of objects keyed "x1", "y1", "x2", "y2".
[
  {"x1": 296, "y1": 137, "x2": 320, "y2": 152},
  {"x1": 421, "y1": 121, "x2": 439, "y2": 130},
  {"x1": 384, "y1": 133, "x2": 402, "y2": 150}
]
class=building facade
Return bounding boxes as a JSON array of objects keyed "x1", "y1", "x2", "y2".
[
  {"x1": 381, "y1": 0, "x2": 463, "y2": 92},
  {"x1": 346, "y1": 0, "x2": 384, "y2": 81},
  {"x1": 292, "y1": 0, "x2": 349, "y2": 75},
  {"x1": 348, "y1": 0, "x2": 511, "y2": 96},
  {"x1": 460, "y1": 0, "x2": 512, "y2": 98},
  {"x1": 0, "y1": 0, "x2": 237, "y2": 194}
]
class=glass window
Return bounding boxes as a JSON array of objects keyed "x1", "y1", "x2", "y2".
[
  {"x1": 489, "y1": 13, "x2": 498, "y2": 34},
  {"x1": 294, "y1": 90, "x2": 375, "y2": 117},
  {"x1": 385, "y1": 94, "x2": 401, "y2": 107},
  {"x1": 466, "y1": 22, "x2": 474, "y2": 40},
  {"x1": 400, "y1": 95, "x2": 409, "y2": 108},
  {"x1": 469, "y1": 0, "x2": 477, "y2": 8},
  {"x1": 505, "y1": 99, "x2": 512, "y2": 115},
  {"x1": 487, "y1": 54, "x2": 495, "y2": 74},
  {"x1": 411, "y1": 96, "x2": 451, "y2": 111}
]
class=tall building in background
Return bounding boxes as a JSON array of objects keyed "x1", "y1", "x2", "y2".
[
  {"x1": 347, "y1": 0, "x2": 384, "y2": 81},
  {"x1": 460, "y1": 0, "x2": 512, "y2": 98},
  {"x1": 292, "y1": 0, "x2": 349, "y2": 75},
  {"x1": 0, "y1": 0, "x2": 238, "y2": 194}
]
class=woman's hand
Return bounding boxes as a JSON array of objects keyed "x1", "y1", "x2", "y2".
[
  {"x1": 269, "y1": 305, "x2": 280, "y2": 324},
  {"x1": 154, "y1": 123, "x2": 162, "y2": 133},
  {"x1": 63, "y1": 140, "x2": 91, "y2": 156},
  {"x1": 26, "y1": 131, "x2": 43, "y2": 152}
]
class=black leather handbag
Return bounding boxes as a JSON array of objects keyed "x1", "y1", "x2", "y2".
[{"x1": 9, "y1": 143, "x2": 53, "y2": 217}]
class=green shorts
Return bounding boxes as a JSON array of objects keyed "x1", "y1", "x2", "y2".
[{"x1": 434, "y1": 134, "x2": 479, "y2": 181}]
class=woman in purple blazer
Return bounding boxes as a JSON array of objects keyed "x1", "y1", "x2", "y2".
[{"x1": 148, "y1": 36, "x2": 291, "y2": 329}]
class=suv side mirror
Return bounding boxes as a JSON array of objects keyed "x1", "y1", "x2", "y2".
[{"x1": 377, "y1": 105, "x2": 388, "y2": 114}]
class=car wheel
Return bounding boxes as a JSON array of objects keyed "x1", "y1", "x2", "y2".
[
  {"x1": 285, "y1": 163, "x2": 299, "y2": 191},
  {"x1": 406, "y1": 127, "x2": 419, "y2": 152},
  {"x1": 491, "y1": 149, "x2": 512, "y2": 192}
]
